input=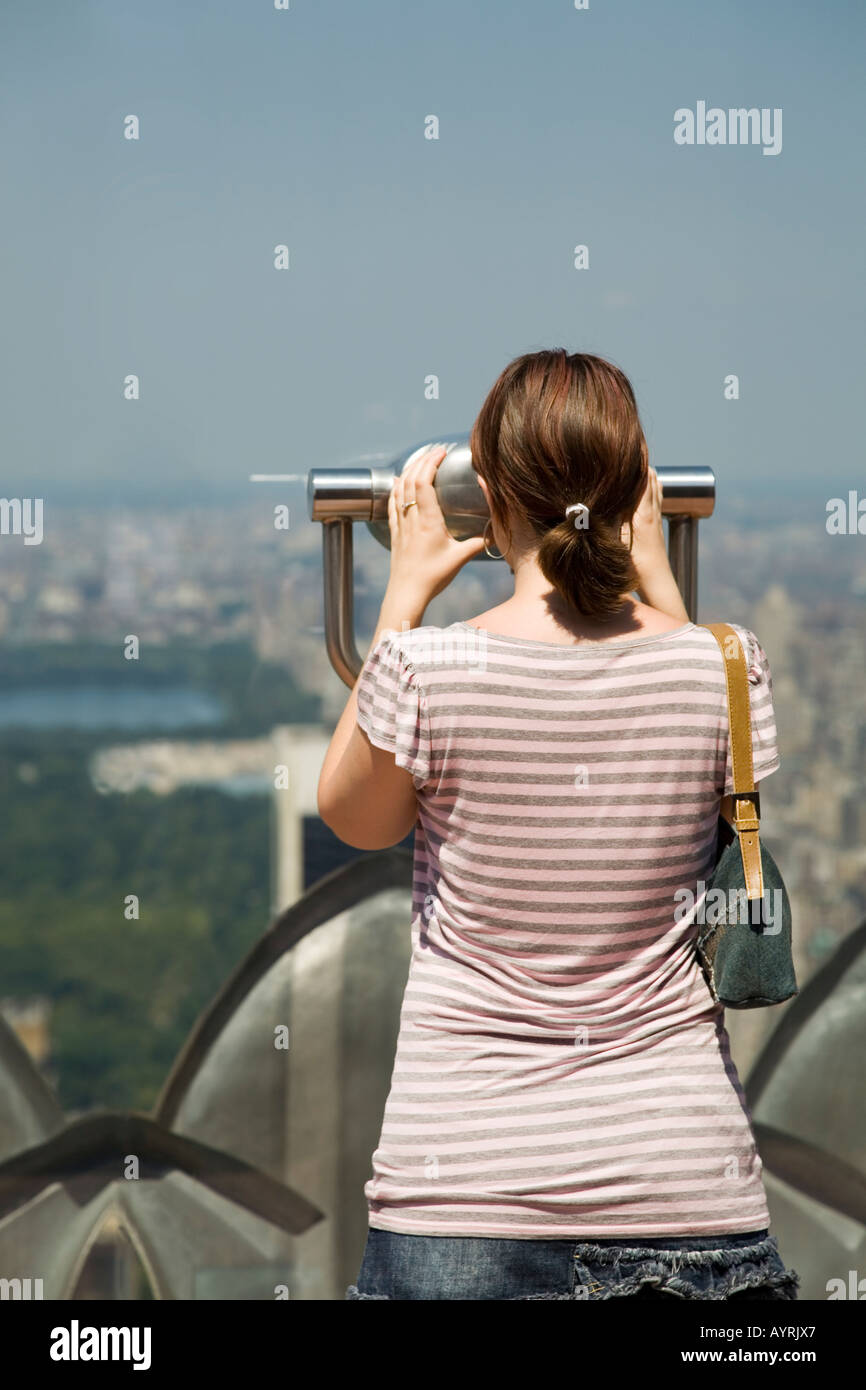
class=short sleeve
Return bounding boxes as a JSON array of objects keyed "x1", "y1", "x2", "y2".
[
  {"x1": 722, "y1": 626, "x2": 780, "y2": 795},
  {"x1": 355, "y1": 630, "x2": 432, "y2": 791}
]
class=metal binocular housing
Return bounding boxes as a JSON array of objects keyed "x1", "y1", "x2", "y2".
[{"x1": 307, "y1": 433, "x2": 715, "y2": 687}]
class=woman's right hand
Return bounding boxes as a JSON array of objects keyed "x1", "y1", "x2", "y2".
[
  {"x1": 621, "y1": 467, "x2": 690, "y2": 622},
  {"x1": 621, "y1": 466, "x2": 667, "y2": 578}
]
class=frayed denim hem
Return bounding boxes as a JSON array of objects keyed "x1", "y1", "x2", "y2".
[
  {"x1": 571, "y1": 1233, "x2": 781, "y2": 1270},
  {"x1": 539, "y1": 1239, "x2": 800, "y2": 1301},
  {"x1": 567, "y1": 1234, "x2": 800, "y2": 1302},
  {"x1": 345, "y1": 1274, "x2": 800, "y2": 1301},
  {"x1": 345, "y1": 1235, "x2": 800, "y2": 1301},
  {"x1": 519, "y1": 1269, "x2": 801, "y2": 1301}
]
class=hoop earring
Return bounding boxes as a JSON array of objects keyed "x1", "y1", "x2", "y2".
[{"x1": 483, "y1": 518, "x2": 506, "y2": 560}]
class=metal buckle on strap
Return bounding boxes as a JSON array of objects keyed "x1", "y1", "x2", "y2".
[{"x1": 730, "y1": 791, "x2": 760, "y2": 832}]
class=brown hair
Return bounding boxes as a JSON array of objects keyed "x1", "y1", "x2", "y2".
[{"x1": 469, "y1": 349, "x2": 649, "y2": 620}]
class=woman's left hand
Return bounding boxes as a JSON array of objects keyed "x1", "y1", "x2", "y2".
[{"x1": 384, "y1": 444, "x2": 487, "y2": 610}]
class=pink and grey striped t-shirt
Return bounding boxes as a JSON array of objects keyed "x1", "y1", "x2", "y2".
[{"x1": 354, "y1": 618, "x2": 781, "y2": 1238}]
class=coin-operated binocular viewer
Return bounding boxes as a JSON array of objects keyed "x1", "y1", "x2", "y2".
[{"x1": 307, "y1": 434, "x2": 715, "y2": 687}]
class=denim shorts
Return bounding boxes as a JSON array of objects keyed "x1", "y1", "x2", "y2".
[{"x1": 345, "y1": 1227, "x2": 800, "y2": 1301}]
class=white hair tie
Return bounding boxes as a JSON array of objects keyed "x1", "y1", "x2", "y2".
[{"x1": 565, "y1": 502, "x2": 590, "y2": 529}]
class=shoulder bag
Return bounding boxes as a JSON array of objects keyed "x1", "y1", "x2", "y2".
[{"x1": 695, "y1": 623, "x2": 798, "y2": 1009}]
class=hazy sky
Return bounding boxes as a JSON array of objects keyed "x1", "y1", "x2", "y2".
[{"x1": 2, "y1": 0, "x2": 863, "y2": 520}]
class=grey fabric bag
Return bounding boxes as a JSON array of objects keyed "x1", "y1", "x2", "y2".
[{"x1": 696, "y1": 624, "x2": 798, "y2": 1010}]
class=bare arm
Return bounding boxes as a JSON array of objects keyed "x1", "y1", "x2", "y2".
[
  {"x1": 317, "y1": 445, "x2": 486, "y2": 850},
  {"x1": 317, "y1": 592, "x2": 426, "y2": 850}
]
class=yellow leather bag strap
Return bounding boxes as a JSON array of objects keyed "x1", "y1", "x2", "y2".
[{"x1": 701, "y1": 623, "x2": 765, "y2": 901}]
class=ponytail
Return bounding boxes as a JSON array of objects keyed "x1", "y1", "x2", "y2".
[{"x1": 536, "y1": 510, "x2": 638, "y2": 620}]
